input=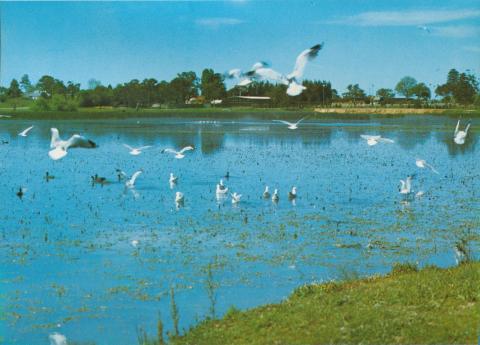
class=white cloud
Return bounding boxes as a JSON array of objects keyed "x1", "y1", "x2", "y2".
[
  {"x1": 195, "y1": 17, "x2": 244, "y2": 28},
  {"x1": 329, "y1": 9, "x2": 480, "y2": 26},
  {"x1": 432, "y1": 25, "x2": 480, "y2": 38}
]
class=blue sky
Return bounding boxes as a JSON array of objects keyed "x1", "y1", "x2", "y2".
[{"x1": 2, "y1": 1, "x2": 480, "y2": 94}]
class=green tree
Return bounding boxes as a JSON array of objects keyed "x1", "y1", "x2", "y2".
[
  {"x1": 66, "y1": 81, "x2": 81, "y2": 99},
  {"x1": 376, "y1": 88, "x2": 395, "y2": 100},
  {"x1": 7, "y1": 79, "x2": 22, "y2": 98},
  {"x1": 20, "y1": 74, "x2": 34, "y2": 94},
  {"x1": 411, "y1": 83, "x2": 431, "y2": 100},
  {"x1": 88, "y1": 78, "x2": 102, "y2": 90},
  {"x1": 395, "y1": 76, "x2": 417, "y2": 99},
  {"x1": 169, "y1": 71, "x2": 198, "y2": 104},
  {"x1": 200, "y1": 69, "x2": 226, "y2": 101},
  {"x1": 435, "y1": 69, "x2": 478, "y2": 104},
  {"x1": 342, "y1": 84, "x2": 366, "y2": 104}
]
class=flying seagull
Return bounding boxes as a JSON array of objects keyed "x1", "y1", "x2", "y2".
[
  {"x1": 225, "y1": 68, "x2": 254, "y2": 87},
  {"x1": 49, "y1": 128, "x2": 97, "y2": 160},
  {"x1": 360, "y1": 134, "x2": 395, "y2": 146},
  {"x1": 417, "y1": 25, "x2": 431, "y2": 33},
  {"x1": 453, "y1": 119, "x2": 470, "y2": 145},
  {"x1": 18, "y1": 125, "x2": 34, "y2": 137},
  {"x1": 273, "y1": 117, "x2": 307, "y2": 130},
  {"x1": 125, "y1": 170, "x2": 143, "y2": 188},
  {"x1": 247, "y1": 43, "x2": 324, "y2": 96},
  {"x1": 415, "y1": 158, "x2": 439, "y2": 174},
  {"x1": 231, "y1": 192, "x2": 242, "y2": 204},
  {"x1": 123, "y1": 144, "x2": 152, "y2": 156},
  {"x1": 399, "y1": 176, "x2": 414, "y2": 196},
  {"x1": 163, "y1": 146, "x2": 194, "y2": 159}
]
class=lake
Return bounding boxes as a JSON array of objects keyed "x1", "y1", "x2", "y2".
[{"x1": 1, "y1": 114, "x2": 478, "y2": 344}]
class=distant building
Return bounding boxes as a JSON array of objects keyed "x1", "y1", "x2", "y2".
[
  {"x1": 25, "y1": 91, "x2": 41, "y2": 100},
  {"x1": 186, "y1": 96, "x2": 205, "y2": 105},
  {"x1": 210, "y1": 99, "x2": 223, "y2": 105}
]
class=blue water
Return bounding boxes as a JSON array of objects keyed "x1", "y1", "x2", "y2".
[{"x1": 0, "y1": 114, "x2": 479, "y2": 344}]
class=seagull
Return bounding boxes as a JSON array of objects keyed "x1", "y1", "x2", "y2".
[
  {"x1": 225, "y1": 68, "x2": 254, "y2": 87},
  {"x1": 288, "y1": 187, "x2": 297, "y2": 200},
  {"x1": 273, "y1": 117, "x2": 307, "y2": 130},
  {"x1": 453, "y1": 119, "x2": 470, "y2": 145},
  {"x1": 399, "y1": 176, "x2": 413, "y2": 196},
  {"x1": 123, "y1": 144, "x2": 152, "y2": 155},
  {"x1": 417, "y1": 25, "x2": 431, "y2": 33},
  {"x1": 272, "y1": 189, "x2": 279, "y2": 203},
  {"x1": 169, "y1": 173, "x2": 178, "y2": 184},
  {"x1": 415, "y1": 190, "x2": 425, "y2": 198},
  {"x1": 231, "y1": 192, "x2": 242, "y2": 204},
  {"x1": 125, "y1": 170, "x2": 143, "y2": 188},
  {"x1": 18, "y1": 125, "x2": 34, "y2": 137},
  {"x1": 49, "y1": 333, "x2": 67, "y2": 345},
  {"x1": 131, "y1": 239, "x2": 139, "y2": 248},
  {"x1": 263, "y1": 186, "x2": 271, "y2": 199},
  {"x1": 415, "y1": 158, "x2": 439, "y2": 174},
  {"x1": 16, "y1": 187, "x2": 27, "y2": 199},
  {"x1": 216, "y1": 179, "x2": 229, "y2": 195},
  {"x1": 247, "y1": 43, "x2": 323, "y2": 96},
  {"x1": 49, "y1": 128, "x2": 97, "y2": 160},
  {"x1": 163, "y1": 146, "x2": 194, "y2": 159},
  {"x1": 175, "y1": 191, "x2": 185, "y2": 206},
  {"x1": 360, "y1": 134, "x2": 395, "y2": 146}
]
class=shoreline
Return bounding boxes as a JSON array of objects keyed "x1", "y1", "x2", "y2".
[
  {"x1": 169, "y1": 262, "x2": 479, "y2": 345},
  {"x1": 0, "y1": 106, "x2": 478, "y2": 120}
]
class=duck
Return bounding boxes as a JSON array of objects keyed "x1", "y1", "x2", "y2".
[{"x1": 288, "y1": 186, "x2": 297, "y2": 200}]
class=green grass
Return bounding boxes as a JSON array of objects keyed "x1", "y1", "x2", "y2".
[
  {"x1": 0, "y1": 104, "x2": 478, "y2": 120},
  {"x1": 170, "y1": 262, "x2": 480, "y2": 345}
]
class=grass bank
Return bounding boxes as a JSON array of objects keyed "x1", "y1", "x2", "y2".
[
  {"x1": 0, "y1": 106, "x2": 479, "y2": 120},
  {"x1": 169, "y1": 262, "x2": 479, "y2": 345}
]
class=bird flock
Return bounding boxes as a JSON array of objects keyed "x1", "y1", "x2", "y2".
[{"x1": 12, "y1": 116, "x2": 471, "y2": 207}]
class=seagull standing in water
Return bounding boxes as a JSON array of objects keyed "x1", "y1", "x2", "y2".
[
  {"x1": 399, "y1": 176, "x2": 414, "y2": 197},
  {"x1": 263, "y1": 186, "x2": 271, "y2": 199},
  {"x1": 125, "y1": 170, "x2": 143, "y2": 188},
  {"x1": 273, "y1": 117, "x2": 307, "y2": 130},
  {"x1": 163, "y1": 146, "x2": 194, "y2": 159},
  {"x1": 288, "y1": 187, "x2": 297, "y2": 200},
  {"x1": 453, "y1": 119, "x2": 471, "y2": 145},
  {"x1": 49, "y1": 332, "x2": 67, "y2": 345},
  {"x1": 272, "y1": 189, "x2": 280, "y2": 203},
  {"x1": 415, "y1": 158, "x2": 439, "y2": 174},
  {"x1": 48, "y1": 128, "x2": 97, "y2": 160},
  {"x1": 216, "y1": 179, "x2": 228, "y2": 195},
  {"x1": 231, "y1": 192, "x2": 242, "y2": 204},
  {"x1": 123, "y1": 144, "x2": 152, "y2": 156},
  {"x1": 18, "y1": 125, "x2": 34, "y2": 137},
  {"x1": 360, "y1": 135, "x2": 394, "y2": 146}
]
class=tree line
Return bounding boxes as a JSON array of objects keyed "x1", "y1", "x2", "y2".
[{"x1": 1, "y1": 68, "x2": 478, "y2": 111}]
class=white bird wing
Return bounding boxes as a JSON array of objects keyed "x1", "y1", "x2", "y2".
[
  {"x1": 179, "y1": 146, "x2": 194, "y2": 154},
  {"x1": 66, "y1": 134, "x2": 96, "y2": 149},
  {"x1": 295, "y1": 117, "x2": 308, "y2": 126},
  {"x1": 288, "y1": 43, "x2": 323, "y2": 80},
  {"x1": 19, "y1": 125, "x2": 34, "y2": 136},
  {"x1": 237, "y1": 78, "x2": 252, "y2": 87},
  {"x1": 138, "y1": 145, "x2": 152, "y2": 150},
  {"x1": 123, "y1": 144, "x2": 134, "y2": 150},
  {"x1": 227, "y1": 68, "x2": 242, "y2": 79},
  {"x1": 378, "y1": 137, "x2": 395, "y2": 143},
  {"x1": 454, "y1": 120, "x2": 460, "y2": 136},
  {"x1": 254, "y1": 68, "x2": 288, "y2": 84},
  {"x1": 406, "y1": 177, "x2": 412, "y2": 190},
  {"x1": 129, "y1": 170, "x2": 142, "y2": 185},
  {"x1": 465, "y1": 123, "x2": 471, "y2": 135},
  {"x1": 273, "y1": 120, "x2": 294, "y2": 126},
  {"x1": 48, "y1": 147, "x2": 68, "y2": 160},
  {"x1": 425, "y1": 162, "x2": 439, "y2": 174},
  {"x1": 164, "y1": 148, "x2": 178, "y2": 155},
  {"x1": 399, "y1": 180, "x2": 406, "y2": 189},
  {"x1": 50, "y1": 128, "x2": 61, "y2": 148}
]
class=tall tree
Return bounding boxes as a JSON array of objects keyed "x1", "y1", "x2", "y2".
[
  {"x1": 342, "y1": 84, "x2": 366, "y2": 104},
  {"x1": 7, "y1": 79, "x2": 22, "y2": 98},
  {"x1": 200, "y1": 69, "x2": 226, "y2": 101},
  {"x1": 411, "y1": 83, "x2": 431, "y2": 100},
  {"x1": 169, "y1": 71, "x2": 198, "y2": 104},
  {"x1": 20, "y1": 74, "x2": 34, "y2": 94},
  {"x1": 395, "y1": 76, "x2": 417, "y2": 99},
  {"x1": 435, "y1": 69, "x2": 478, "y2": 104}
]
